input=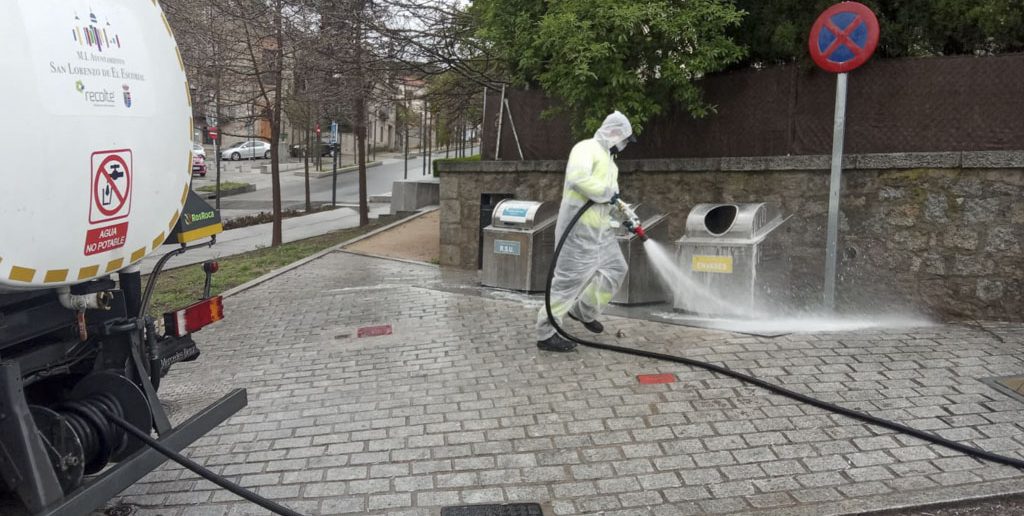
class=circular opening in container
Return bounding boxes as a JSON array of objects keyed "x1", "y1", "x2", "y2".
[{"x1": 704, "y1": 205, "x2": 737, "y2": 235}]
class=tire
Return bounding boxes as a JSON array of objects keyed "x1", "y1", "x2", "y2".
[
  {"x1": 264, "y1": 150, "x2": 271, "y2": 159},
  {"x1": 231, "y1": 152, "x2": 240, "y2": 161}
]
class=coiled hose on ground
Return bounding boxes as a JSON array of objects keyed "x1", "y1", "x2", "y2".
[{"x1": 544, "y1": 200, "x2": 1024, "y2": 470}]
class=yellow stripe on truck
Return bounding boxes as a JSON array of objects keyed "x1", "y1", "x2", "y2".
[
  {"x1": 44, "y1": 270, "x2": 69, "y2": 283},
  {"x1": 177, "y1": 223, "x2": 223, "y2": 244},
  {"x1": 9, "y1": 266, "x2": 36, "y2": 282},
  {"x1": 78, "y1": 265, "x2": 100, "y2": 280}
]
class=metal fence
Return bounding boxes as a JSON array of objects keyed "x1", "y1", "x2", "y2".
[{"x1": 482, "y1": 53, "x2": 1024, "y2": 160}]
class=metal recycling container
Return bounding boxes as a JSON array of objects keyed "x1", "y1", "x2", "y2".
[
  {"x1": 674, "y1": 203, "x2": 789, "y2": 316},
  {"x1": 481, "y1": 200, "x2": 559, "y2": 292},
  {"x1": 612, "y1": 204, "x2": 669, "y2": 305}
]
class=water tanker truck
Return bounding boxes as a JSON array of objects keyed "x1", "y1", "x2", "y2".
[{"x1": 0, "y1": 2, "x2": 246, "y2": 514}]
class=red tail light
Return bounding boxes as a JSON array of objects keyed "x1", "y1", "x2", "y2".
[{"x1": 164, "y1": 296, "x2": 224, "y2": 337}]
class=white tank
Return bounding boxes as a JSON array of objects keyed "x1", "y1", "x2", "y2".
[{"x1": 0, "y1": 1, "x2": 193, "y2": 291}]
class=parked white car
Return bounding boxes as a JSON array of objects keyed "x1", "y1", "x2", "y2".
[
  {"x1": 192, "y1": 142, "x2": 206, "y2": 158},
  {"x1": 221, "y1": 140, "x2": 271, "y2": 160}
]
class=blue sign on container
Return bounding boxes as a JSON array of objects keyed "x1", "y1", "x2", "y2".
[{"x1": 494, "y1": 240, "x2": 521, "y2": 256}]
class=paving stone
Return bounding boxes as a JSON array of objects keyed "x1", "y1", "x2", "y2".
[
  {"x1": 847, "y1": 465, "x2": 895, "y2": 482},
  {"x1": 319, "y1": 496, "x2": 365, "y2": 514},
  {"x1": 838, "y1": 480, "x2": 892, "y2": 497},
  {"x1": 747, "y1": 491, "x2": 797, "y2": 508},
  {"x1": 552, "y1": 481, "x2": 598, "y2": 498},
  {"x1": 721, "y1": 463, "x2": 767, "y2": 480},
  {"x1": 505, "y1": 485, "x2": 551, "y2": 501},
  {"x1": 394, "y1": 475, "x2": 434, "y2": 491},
  {"x1": 415, "y1": 491, "x2": 460, "y2": 506},
  {"x1": 638, "y1": 472, "x2": 682, "y2": 490},
  {"x1": 368, "y1": 493, "x2": 413, "y2": 510},
  {"x1": 698, "y1": 497, "x2": 751, "y2": 514}
]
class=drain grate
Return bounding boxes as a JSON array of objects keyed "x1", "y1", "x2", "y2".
[
  {"x1": 982, "y1": 375, "x2": 1024, "y2": 403},
  {"x1": 441, "y1": 503, "x2": 544, "y2": 516}
]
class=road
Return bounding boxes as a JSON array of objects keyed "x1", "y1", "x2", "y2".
[{"x1": 191, "y1": 147, "x2": 475, "y2": 219}]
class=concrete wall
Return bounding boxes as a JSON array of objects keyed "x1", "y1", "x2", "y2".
[{"x1": 438, "y1": 152, "x2": 1024, "y2": 321}]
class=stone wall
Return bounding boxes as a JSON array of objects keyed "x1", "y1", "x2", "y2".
[{"x1": 438, "y1": 152, "x2": 1024, "y2": 321}]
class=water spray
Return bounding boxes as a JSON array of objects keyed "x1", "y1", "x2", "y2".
[{"x1": 545, "y1": 200, "x2": 1024, "y2": 471}]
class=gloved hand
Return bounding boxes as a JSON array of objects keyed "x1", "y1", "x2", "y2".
[{"x1": 609, "y1": 192, "x2": 620, "y2": 205}]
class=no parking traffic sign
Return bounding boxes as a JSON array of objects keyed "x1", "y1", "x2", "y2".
[
  {"x1": 808, "y1": 2, "x2": 880, "y2": 309},
  {"x1": 809, "y1": 1, "x2": 879, "y2": 73}
]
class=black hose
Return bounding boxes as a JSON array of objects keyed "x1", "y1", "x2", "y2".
[
  {"x1": 545, "y1": 200, "x2": 1024, "y2": 470},
  {"x1": 102, "y1": 411, "x2": 306, "y2": 516}
]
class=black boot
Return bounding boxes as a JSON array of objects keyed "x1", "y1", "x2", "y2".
[
  {"x1": 537, "y1": 333, "x2": 577, "y2": 352},
  {"x1": 568, "y1": 312, "x2": 604, "y2": 334}
]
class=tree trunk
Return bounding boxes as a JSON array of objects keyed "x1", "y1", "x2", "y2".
[
  {"x1": 316, "y1": 116, "x2": 323, "y2": 172},
  {"x1": 355, "y1": 3, "x2": 369, "y2": 226},
  {"x1": 304, "y1": 123, "x2": 311, "y2": 212},
  {"x1": 269, "y1": 0, "x2": 284, "y2": 246},
  {"x1": 355, "y1": 96, "x2": 368, "y2": 226}
]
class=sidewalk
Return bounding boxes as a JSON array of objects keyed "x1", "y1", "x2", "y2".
[
  {"x1": 138, "y1": 203, "x2": 390, "y2": 274},
  {"x1": 116, "y1": 247, "x2": 1024, "y2": 516}
]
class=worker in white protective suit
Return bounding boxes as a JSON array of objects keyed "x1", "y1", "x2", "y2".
[{"x1": 536, "y1": 111, "x2": 637, "y2": 352}]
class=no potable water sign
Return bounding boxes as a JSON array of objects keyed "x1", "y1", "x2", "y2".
[
  {"x1": 90, "y1": 149, "x2": 133, "y2": 223},
  {"x1": 85, "y1": 149, "x2": 133, "y2": 256}
]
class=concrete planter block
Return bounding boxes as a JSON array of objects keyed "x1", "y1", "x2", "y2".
[{"x1": 390, "y1": 178, "x2": 440, "y2": 213}]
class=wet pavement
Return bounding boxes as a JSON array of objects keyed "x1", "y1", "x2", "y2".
[{"x1": 112, "y1": 251, "x2": 1024, "y2": 515}]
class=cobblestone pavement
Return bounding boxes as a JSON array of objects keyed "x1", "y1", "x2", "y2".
[{"x1": 112, "y1": 251, "x2": 1024, "y2": 516}]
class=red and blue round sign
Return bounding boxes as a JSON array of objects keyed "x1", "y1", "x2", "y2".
[{"x1": 808, "y1": 2, "x2": 880, "y2": 73}]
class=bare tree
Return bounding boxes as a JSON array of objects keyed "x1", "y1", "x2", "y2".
[
  {"x1": 309, "y1": 1, "x2": 403, "y2": 226},
  {"x1": 167, "y1": 0, "x2": 493, "y2": 234},
  {"x1": 164, "y1": 0, "x2": 316, "y2": 246}
]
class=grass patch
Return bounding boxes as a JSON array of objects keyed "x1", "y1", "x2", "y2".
[
  {"x1": 195, "y1": 181, "x2": 251, "y2": 193},
  {"x1": 432, "y1": 154, "x2": 481, "y2": 177},
  {"x1": 146, "y1": 219, "x2": 389, "y2": 317},
  {"x1": 222, "y1": 205, "x2": 338, "y2": 230}
]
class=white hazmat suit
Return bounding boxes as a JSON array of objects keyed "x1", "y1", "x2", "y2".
[{"x1": 536, "y1": 111, "x2": 634, "y2": 344}]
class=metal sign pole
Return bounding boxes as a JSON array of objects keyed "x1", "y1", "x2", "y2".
[
  {"x1": 214, "y1": 136, "x2": 221, "y2": 210},
  {"x1": 404, "y1": 97, "x2": 410, "y2": 180},
  {"x1": 823, "y1": 72, "x2": 848, "y2": 309},
  {"x1": 331, "y1": 120, "x2": 338, "y2": 207},
  {"x1": 332, "y1": 144, "x2": 338, "y2": 207}
]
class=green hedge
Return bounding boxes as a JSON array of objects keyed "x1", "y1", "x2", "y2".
[{"x1": 432, "y1": 154, "x2": 481, "y2": 177}]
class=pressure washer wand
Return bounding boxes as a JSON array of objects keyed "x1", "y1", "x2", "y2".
[{"x1": 614, "y1": 198, "x2": 648, "y2": 241}]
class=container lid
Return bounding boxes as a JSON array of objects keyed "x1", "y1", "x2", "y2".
[
  {"x1": 491, "y1": 200, "x2": 558, "y2": 230},
  {"x1": 679, "y1": 203, "x2": 786, "y2": 243}
]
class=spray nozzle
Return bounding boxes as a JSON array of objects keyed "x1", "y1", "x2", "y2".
[
  {"x1": 633, "y1": 224, "x2": 648, "y2": 241},
  {"x1": 614, "y1": 199, "x2": 648, "y2": 241},
  {"x1": 622, "y1": 219, "x2": 648, "y2": 241}
]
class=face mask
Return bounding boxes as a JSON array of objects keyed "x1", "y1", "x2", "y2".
[{"x1": 611, "y1": 140, "x2": 628, "y2": 154}]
